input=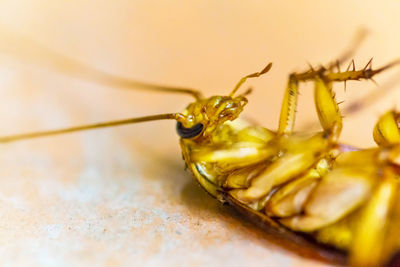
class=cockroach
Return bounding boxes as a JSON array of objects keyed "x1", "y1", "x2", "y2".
[{"x1": 2, "y1": 32, "x2": 400, "y2": 267}]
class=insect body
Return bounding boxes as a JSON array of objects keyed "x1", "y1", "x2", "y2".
[
  {"x1": 176, "y1": 59, "x2": 400, "y2": 267},
  {"x1": 2, "y1": 34, "x2": 400, "y2": 266}
]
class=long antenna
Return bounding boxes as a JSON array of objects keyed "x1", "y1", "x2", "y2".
[
  {"x1": 0, "y1": 27, "x2": 202, "y2": 100},
  {"x1": 0, "y1": 113, "x2": 180, "y2": 143}
]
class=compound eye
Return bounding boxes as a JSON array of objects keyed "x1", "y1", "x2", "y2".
[{"x1": 176, "y1": 122, "x2": 204, "y2": 139}]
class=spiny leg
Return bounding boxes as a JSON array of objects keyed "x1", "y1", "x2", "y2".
[
  {"x1": 277, "y1": 29, "x2": 367, "y2": 135},
  {"x1": 277, "y1": 66, "x2": 344, "y2": 136},
  {"x1": 298, "y1": 73, "x2": 400, "y2": 131},
  {"x1": 340, "y1": 72, "x2": 400, "y2": 118},
  {"x1": 277, "y1": 67, "x2": 344, "y2": 137},
  {"x1": 267, "y1": 62, "x2": 397, "y2": 218},
  {"x1": 278, "y1": 58, "x2": 400, "y2": 136},
  {"x1": 234, "y1": 61, "x2": 387, "y2": 205}
]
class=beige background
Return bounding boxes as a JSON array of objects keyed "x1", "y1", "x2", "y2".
[{"x1": 0, "y1": 1, "x2": 399, "y2": 266}]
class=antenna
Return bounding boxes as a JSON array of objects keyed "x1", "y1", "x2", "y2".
[
  {"x1": 0, "y1": 27, "x2": 203, "y2": 100},
  {"x1": 0, "y1": 113, "x2": 183, "y2": 143}
]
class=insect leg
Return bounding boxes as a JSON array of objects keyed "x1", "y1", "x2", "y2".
[
  {"x1": 350, "y1": 169, "x2": 397, "y2": 266},
  {"x1": 277, "y1": 76, "x2": 299, "y2": 135},
  {"x1": 277, "y1": 73, "x2": 343, "y2": 139},
  {"x1": 373, "y1": 110, "x2": 400, "y2": 146},
  {"x1": 313, "y1": 78, "x2": 342, "y2": 141},
  {"x1": 298, "y1": 74, "x2": 400, "y2": 131},
  {"x1": 377, "y1": 169, "x2": 400, "y2": 267},
  {"x1": 230, "y1": 149, "x2": 320, "y2": 208},
  {"x1": 231, "y1": 133, "x2": 331, "y2": 204},
  {"x1": 279, "y1": 59, "x2": 400, "y2": 136},
  {"x1": 279, "y1": 165, "x2": 376, "y2": 232},
  {"x1": 280, "y1": 145, "x2": 395, "y2": 234},
  {"x1": 265, "y1": 170, "x2": 320, "y2": 217},
  {"x1": 191, "y1": 142, "x2": 278, "y2": 170},
  {"x1": 277, "y1": 30, "x2": 367, "y2": 135},
  {"x1": 341, "y1": 74, "x2": 400, "y2": 117},
  {"x1": 229, "y1": 63, "x2": 273, "y2": 97}
]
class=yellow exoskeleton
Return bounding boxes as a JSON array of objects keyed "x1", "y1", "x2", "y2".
[{"x1": 2, "y1": 32, "x2": 400, "y2": 267}]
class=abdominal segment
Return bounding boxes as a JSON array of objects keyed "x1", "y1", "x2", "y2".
[{"x1": 183, "y1": 122, "x2": 400, "y2": 266}]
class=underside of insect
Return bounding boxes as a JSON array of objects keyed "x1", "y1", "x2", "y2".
[
  {"x1": 177, "y1": 58, "x2": 400, "y2": 267},
  {"x1": 2, "y1": 31, "x2": 400, "y2": 267}
]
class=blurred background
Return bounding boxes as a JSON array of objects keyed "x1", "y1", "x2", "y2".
[{"x1": 0, "y1": 1, "x2": 399, "y2": 266}]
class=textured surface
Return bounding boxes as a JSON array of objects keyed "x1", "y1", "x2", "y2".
[{"x1": 0, "y1": 1, "x2": 400, "y2": 266}]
